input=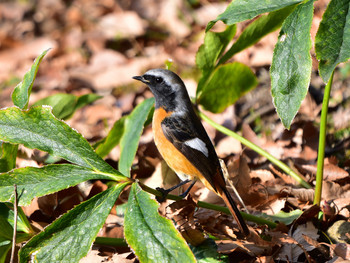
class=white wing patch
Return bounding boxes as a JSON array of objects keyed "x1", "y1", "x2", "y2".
[{"x1": 184, "y1": 138, "x2": 209, "y2": 157}]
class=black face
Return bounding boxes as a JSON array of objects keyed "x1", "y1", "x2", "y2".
[
  {"x1": 133, "y1": 74, "x2": 176, "y2": 111},
  {"x1": 141, "y1": 74, "x2": 174, "y2": 96}
]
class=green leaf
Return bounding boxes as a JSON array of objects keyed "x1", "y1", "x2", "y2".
[
  {"x1": 196, "y1": 25, "x2": 237, "y2": 95},
  {"x1": 0, "y1": 164, "x2": 122, "y2": 206},
  {"x1": 75, "y1": 93, "x2": 102, "y2": 110},
  {"x1": 0, "y1": 206, "x2": 13, "y2": 240},
  {"x1": 315, "y1": 0, "x2": 350, "y2": 82},
  {"x1": 0, "y1": 243, "x2": 11, "y2": 263},
  {"x1": 219, "y1": 5, "x2": 297, "y2": 65},
  {"x1": 0, "y1": 106, "x2": 121, "y2": 177},
  {"x1": 190, "y1": 239, "x2": 226, "y2": 263},
  {"x1": 12, "y1": 49, "x2": 50, "y2": 109},
  {"x1": 0, "y1": 142, "x2": 18, "y2": 173},
  {"x1": 33, "y1": 93, "x2": 102, "y2": 120},
  {"x1": 196, "y1": 25, "x2": 236, "y2": 71},
  {"x1": 206, "y1": 0, "x2": 303, "y2": 31},
  {"x1": 33, "y1": 93, "x2": 77, "y2": 120},
  {"x1": 95, "y1": 116, "x2": 126, "y2": 158},
  {"x1": 119, "y1": 98, "x2": 154, "y2": 177},
  {"x1": 271, "y1": 0, "x2": 314, "y2": 129},
  {"x1": 0, "y1": 203, "x2": 31, "y2": 235},
  {"x1": 263, "y1": 209, "x2": 302, "y2": 225},
  {"x1": 124, "y1": 183, "x2": 195, "y2": 263},
  {"x1": 197, "y1": 63, "x2": 258, "y2": 113},
  {"x1": 19, "y1": 182, "x2": 128, "y2": 263}
]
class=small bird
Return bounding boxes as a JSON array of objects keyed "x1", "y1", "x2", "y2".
[{"x1": 133, "y1": 69, "x2": 249, "y2": 236}]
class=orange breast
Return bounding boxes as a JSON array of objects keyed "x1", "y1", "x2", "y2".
[{"x1": 152, "y1": 108, "x2": 201, "y2": 182}]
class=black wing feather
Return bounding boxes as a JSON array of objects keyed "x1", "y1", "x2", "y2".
[{"x1": 161, "y1": 111, "x2": 221, "y2": 191}]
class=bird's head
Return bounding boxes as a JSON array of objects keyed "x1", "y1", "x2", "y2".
[{"x1": 133, "y1": 69, "x2": 191, "y2": 112}]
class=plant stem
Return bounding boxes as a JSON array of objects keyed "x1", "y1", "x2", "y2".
[
  {"x1": 198, "y1": 111, "x2": 312, "y2": 189},
  {"x1": 314, "y1": 71, "x2": 334, "y2": 206},
  {"x1": 138, "y1": 182, "x2": 277, "y2": 228}
]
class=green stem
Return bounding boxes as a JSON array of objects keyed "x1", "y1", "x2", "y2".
[
  {"x1": 138, "y1": 182, "x2": 277, "y2": 228},
  {"x1": 314, "y1": 71, "x2": 334, "y2": 206},
  {"x1": 198, "y1": 111, "x2": 312, "y2": 189}
]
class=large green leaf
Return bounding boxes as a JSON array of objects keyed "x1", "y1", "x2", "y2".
[
  {"x1": 0, "y1": 142, "x2": 18, "y2": 173},
  {"x1": 19, "y1": 182, "x2": 128, "y2": 263},
  {"x1": 124, "y1": 183, "x2": 196, "y2": 263},
  {"x1": 271, "y1": 0, "x2": 314, "y2": 129},
  {"x1": 0, "y1": 106, "x2": 122, "y2": 177},
  {"x1": 198, "y1": 63, "x2": 258, "y2": 113},
  {"x1": 315, "y1": 0, "x2": 350, "y2": 82},
  {"x1": 0, "y1": 164, "x2": 122, "y2": 206},
  {"x1": 218, "y1": 5, "x2": 297, "y2": 65},
  {"x1": 12, "y1": 49, "x2": 50, "y2": 109},
  {"x1": 95, "y1": 116, "x2": 126, "y2": 158},
  {"x1": 206, "y1": 0, "x2": 303, "y2": 31},
  {"x1": 118, "y1": 98, "x2": 154, "y2": 177},
  {"x1": 33, "y1": 93, "x2": 102, "y2": 120}
]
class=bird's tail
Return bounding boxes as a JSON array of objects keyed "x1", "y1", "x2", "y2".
[{"x1": 217, "y1": 186, "x2": 250, "y2": 237}]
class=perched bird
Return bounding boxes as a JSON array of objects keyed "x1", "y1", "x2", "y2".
[{"x1": 133, "y1": 69, "x2": 249, "y2": 236}]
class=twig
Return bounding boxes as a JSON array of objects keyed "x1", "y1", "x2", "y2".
[{"x1": 10, "y1": 184, "x2": 18, "y2": 263}]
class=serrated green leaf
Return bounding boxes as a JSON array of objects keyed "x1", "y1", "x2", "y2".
[
  {"x1": 196, "y1": 25, "x2": 236, "y2": 71},
  {"x1": 198, "y1": 63, "x2": 258, "y2": 113},
  {"x1": 271, "y1": 0, "x2": 314, "y2": 129},
  {"x1": 95, "y1": 116, "x2": 126, "y2": 158},
  {"x1": 0, "y1": 106, "x2": 121, "y2": 177},
  {"x1": 124, "y1": 183, "x2": 195, "y2": 263},
  {"x1": 33, "y1": 93, "x2": 102, "y2": 120},
  {"x1": 219, "y1": 5, "x2": 297, "y2": 65},
  {"x1": 206, "y1": 0, "x2": 303, "y2": 31},
  {"x1": 19, "y1": 182, "x2": 128, "y2": 263},
  {"x1": 0, "y1": 142, "x2": 18, "y2": 173},
  {"x1": 315, "y1": 0, "x2": 350, "y2": 82},
  {"x1": 0, "y1": 164, "x2": 122, "y2": 206},
  {"x1": 119, "y1": 98, "x2": 154, "y2": 177},
  {"x1": 12, "y1": 49, "x2": 50, "y2": 109}
]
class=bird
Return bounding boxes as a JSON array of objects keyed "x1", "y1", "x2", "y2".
[{"x1": 133, "y1": 68, "x2": 249, "y2": 236}]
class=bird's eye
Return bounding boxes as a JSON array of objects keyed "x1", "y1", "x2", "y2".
[{"x1": 155, "y1": 77, "x2": 163, "y2": 83}]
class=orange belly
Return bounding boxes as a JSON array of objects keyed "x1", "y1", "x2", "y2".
[{"x1": 152, "y1": 108, "x2": 200, "y2": 182}]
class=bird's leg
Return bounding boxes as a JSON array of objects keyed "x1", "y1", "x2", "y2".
[
  {"x1": 179, "y1": 180, "x2": 196, "y2": 198},
  {"x1": 156, "y1": 179, "x2": 192, "y2": 202}
]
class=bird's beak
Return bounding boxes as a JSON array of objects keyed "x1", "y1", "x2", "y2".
[{"x1": 132, "y1": 75, "x2": 149, "y2": 84}]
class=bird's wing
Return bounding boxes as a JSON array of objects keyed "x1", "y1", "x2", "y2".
[{"x1": 161, "y1": 113, "x2": 221, "y2": 191}]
